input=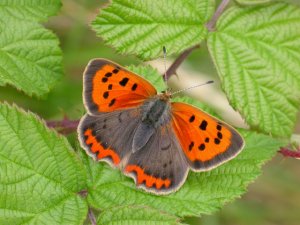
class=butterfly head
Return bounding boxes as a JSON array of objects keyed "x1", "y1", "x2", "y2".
[{"x1": 159, "y1": 90, "x2": 172, "y2": 102}]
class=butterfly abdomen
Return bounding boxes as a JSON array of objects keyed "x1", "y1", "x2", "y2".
[{"x1": 132, "y1": 96, "x2": 172, "y2": 153}]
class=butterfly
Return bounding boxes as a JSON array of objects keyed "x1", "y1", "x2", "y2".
[{"x1": 78, "y1": 59, "x2": 245, "y2": 195}]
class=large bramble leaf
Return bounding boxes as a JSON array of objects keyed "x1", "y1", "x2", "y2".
[
  {"x1": 79, "y1": 66, "x2": 284, "y2": 218},
  {"x1": 92, "y1": 0, "x2": 215, "y2": 60},
  {"x1": 207, "y1": 3, "x2": 300, "y2": 137},
  {"x1": 0, "y1": 103, "x2": 87, "y2": 225},
  {"x1": 0, "y1": 0, "x2": 63, "y2": 97},
  {"x1": 97, "y1": 206, "x2": 182, "y2": 225}
]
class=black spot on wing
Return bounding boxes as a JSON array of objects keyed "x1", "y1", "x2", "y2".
[
  {"x1": 217, "y1": 132, "x2": 223, "y2": 139},
  {"x1": 199, "y1": 120, "x2": 208, "y2": 130},
  {"x1": 198, "y1": 144, "x2": 205, "y2": 151},
  {"x1": 189, "y1": 141, "x2": 194, "y2": 151},
  {"x1": 214, "y1": 138, "x2": 220, "y2": 144},
  {"x1": 112, "y1": 68, "x2": 119, "y2": 73},
  {"x1": 109, "y1": 98, "x2": 116, "y2": 107},
  {"x1": 119, "y1": 77, "x2": 129, "y2": 86},
  {"x1": 189, "y1": 115, "x2": 195, "y2": 123},
  {"x1": 103, "y1": 91, "x2": 109, "y2": 99},
  {"x1": 131, "y1": 83, "x2": 138, "y2": 91},
  {"x1": 105, "y1": 72, "x2": 112, "y2": 77}
]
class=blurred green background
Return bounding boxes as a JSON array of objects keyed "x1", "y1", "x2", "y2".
[{"x1": 0, "y1": 0, "x2": 299, "y2": 224}]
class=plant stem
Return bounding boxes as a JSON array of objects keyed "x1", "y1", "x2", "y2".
[
  {"x1": 278, "y1": 147, "x2": 300, "y2": 159},
  {"x1": 164, "y1": 44, "x2": 200, "y2": 80},
  {"x1": 206, "y1": 0, "x2": 231, "y2": 32},
  {"x1": 88, "y1": 208, "x2": 97, "y2": 225},
  {"x1": 46, "y1": 118, "x2": 80, "y2": 134}
]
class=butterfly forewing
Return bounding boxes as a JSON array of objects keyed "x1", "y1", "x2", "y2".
[
  {"x1": 83, "y1": 59, "x2": 157, "y2": 114},
  {"x1": 171, "y1": 102, "x2": 244, "y2": 171}
]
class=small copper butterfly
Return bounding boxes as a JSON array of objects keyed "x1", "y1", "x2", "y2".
[{"x1": 78, "y1": 59, "x2": 245, "y2": 195}]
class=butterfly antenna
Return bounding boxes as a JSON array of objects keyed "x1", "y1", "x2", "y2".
[
  {"x1": 171, "y1": 80, "x2": 214, "y2": 96},
  {"x1": 163, "y1": 46, "x2": 168, "y2": 89}
]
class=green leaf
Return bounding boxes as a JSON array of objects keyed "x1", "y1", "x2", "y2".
[
  {"x1": 0, "y1": 103, "x2": 87, "y2": 225},
  {"x1": 0, "y1": 0, "x2": 61, "y2": 21},
  {"x1": 0, "y1": 0, "x2": 63, "y2": 97},
  {"x1": 235, "y1": 0, "x2": 272, "y2": 5},
  {"x1": 207, "y1": 3, "x2": 300, "y2": 137},
  {"x1": 97, "y1": 205, "x2": 181, "y2": 225},
  {"x1": 128, "y1": 64, "x2": 165, "y2": 92},
  {"x1": 82, "y1": 128, "x2": 283, "y2": 217},
  {"x1": 92, "y1": 0, "x2": 215, "y2": 60}
]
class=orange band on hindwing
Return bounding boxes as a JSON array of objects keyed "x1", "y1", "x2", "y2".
[
  {"x1": 84, "y1": 129, "x2": 120, "y2": 165},
  {"x1": 125, "y1": 165, "x2": 171, "y2": 189}
]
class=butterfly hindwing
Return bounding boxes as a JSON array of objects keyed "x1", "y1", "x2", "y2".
[
  {"x1": 171, "y1": 102, "x2": 244, "y2": 171},
  {"x1": 124, "y1": 124, "x2": 189, "y2": 194},
  {"x1": 83, "y1": 59, "x2": 157, "y2": 114},
  {"x1": 78, "y1": 108, "x2": 141, "y2": 166}
]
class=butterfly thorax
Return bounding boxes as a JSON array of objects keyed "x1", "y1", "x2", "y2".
[
  {"x1": 141, "y1": 94, "x2": 171, "y2": 128},
  {"x1": 132, "y1": 94, "x2": 171, "y2": 153}
]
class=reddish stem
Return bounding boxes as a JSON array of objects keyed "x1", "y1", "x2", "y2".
[
  {"x1": 206, "y1": 0, "x2": 231, "y2": 32},
  {"x1": 278, "y1": 147, "x2": 300, "y2": 159},
  {"x1": 46, "y1": 118, "x2": 80, "y2": 134},
  {"x1": 164, "y1": 44, "x2": 200, "y2": 80},
  {"x1": 88, "y1": 208, "x2": 97, "y2": 225}
]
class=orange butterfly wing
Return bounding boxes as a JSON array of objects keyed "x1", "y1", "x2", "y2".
[
  {"x1": 83, "y1": 59, "x2": 157, "y2": 114},
  {"x1": 171, "y1": 102, "x2": 244, "y2": 171}
]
